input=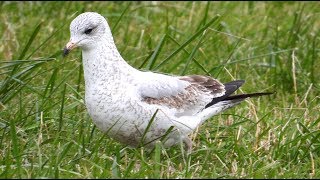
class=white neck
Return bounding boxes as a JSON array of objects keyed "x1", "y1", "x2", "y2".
[{"x1": 81, "y1": 35, "x2": 138, "y2": 90}]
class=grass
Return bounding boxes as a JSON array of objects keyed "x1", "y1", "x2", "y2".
[{"x1": 0, "y1": 1, "x2": 320, "y2": 178}]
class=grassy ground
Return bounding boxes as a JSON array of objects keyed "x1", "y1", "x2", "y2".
[{"x1": 0, "y1": 1, "x2": 319, "y2": 178}]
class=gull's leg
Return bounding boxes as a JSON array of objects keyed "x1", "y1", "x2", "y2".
[{"x1": 183, "y1": 137, "x2": 193, "y2": 154}]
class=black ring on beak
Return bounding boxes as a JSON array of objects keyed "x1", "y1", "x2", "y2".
[{"x1": 63, "y1": 47, "x2": 70, "y2": 57}]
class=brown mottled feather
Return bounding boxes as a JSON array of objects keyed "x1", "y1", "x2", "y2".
[
  {"x1": 142, "y1": 75, "x2": 225, "y2": 109},
  {"x1": 143, "y1": 85, "x2": 199, "y2": 109},
  {"x1": 179, "y1": 75, "x2": 225, "y2": 94}
]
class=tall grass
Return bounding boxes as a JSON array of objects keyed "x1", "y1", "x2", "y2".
[{"x1": 0, "y1": 1, "x2": 319, "y2": 178}]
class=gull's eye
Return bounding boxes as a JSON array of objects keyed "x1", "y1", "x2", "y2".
[{"x1": 84, "y1": 28, "x2": 93, "y2": 35}]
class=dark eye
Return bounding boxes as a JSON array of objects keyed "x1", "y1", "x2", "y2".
[{"x1": 84, "y1": 28, "x2": 93, "y2": 34}]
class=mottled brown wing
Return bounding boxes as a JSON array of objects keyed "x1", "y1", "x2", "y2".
[
  {"x1": 179, "y1": 75, "x2": 225, "y2": 96},
  {"x1": 142, "y1": 75, "x2": 226, "y2": 113}
]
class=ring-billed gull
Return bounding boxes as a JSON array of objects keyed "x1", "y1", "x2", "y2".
[{"x1": 63, "y1": 12, "x2": 272, "y2": 152}]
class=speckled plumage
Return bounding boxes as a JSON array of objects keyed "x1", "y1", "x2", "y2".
[{"x1": 64, "y1": 12, "x2": 271, "y2": 152}]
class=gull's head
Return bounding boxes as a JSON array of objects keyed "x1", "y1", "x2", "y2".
[{"x1": 63, "y1": 12, "x2": 111, "y2": 56}]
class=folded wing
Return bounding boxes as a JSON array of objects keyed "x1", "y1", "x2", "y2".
[{"x1": 138, "y1": 72, "x2": 228, "y2": 116}]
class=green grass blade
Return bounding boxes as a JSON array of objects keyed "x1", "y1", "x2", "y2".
[
  {"x1": 58, "y1": 83, "x2": 67, "y2": 131},
  {"x1": 111, "y1": 156, "x2": 120, "y2": 178},
  {"x1": 154, "y1": 141, "x2": 161, "y2": 178},
  {"x1": 9, "y1": 119, "x2": 21, "y2": 178},
  {"x1": 54, "y1": 142, "x2": 74, "y2": 178},
  {"x1": 18, "y1": 22, "x2": 42, "y2": 60},
  {"x1": 167, "y1": 35, "x2": 211, "y2": 75},
  {"x1": 111, "y1": 2, "x2": 131, "y2": 33},
  {"x1": 180, "y1": 30, "x2": 207, "y2": 75},
  {"x1": 147, "y1": 34, "x2": 167, "y2": 70},
  {"x1": 212, "y1": 38, "x2": 241, "y2": 77},
  {"x1": 43, "y1": 68, "x2": 59, "y2": 98},
  {"x1": 153, "y1": 14, "x2": 221, "y2": 70},
  {"x1": 0, "y1": 61, "x2": 46, "y2": 104},
  {"x1": 138, "y1": 50, "x2": 154, "y2": 69},
  {"x1": 195, "y1": 1, "x2": 210, "y2": 30},
  {"x1": 139, "y1": 109, "x2": 159, "y2": 147},
  {"x1": 26, "y1": 23, "x2": 67, "y2": 60}
]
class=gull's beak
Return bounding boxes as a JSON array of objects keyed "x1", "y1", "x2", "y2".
[{"x1": 63, "y1": 41, "x2": 77, "y2": 57}]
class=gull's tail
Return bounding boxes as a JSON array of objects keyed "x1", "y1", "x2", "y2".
[
  {"x1": 197, "y1": 80, "x2": 274, "y2": 121},
  {"x1": 205, "y1": 80, "x2": 273, "y2": 108},
  {"x1": 223, "y1": 92, "x2": 274, "y2": 102}
]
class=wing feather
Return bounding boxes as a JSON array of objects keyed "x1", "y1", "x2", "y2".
[{"x1": 138, "y1": 73, "x2": 226, "y2": 116}]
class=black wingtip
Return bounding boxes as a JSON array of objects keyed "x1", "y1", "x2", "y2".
[
  {"x1": 224, "y1": 92, "x2": 275, "y2": 101},
  {"x1": 222, "y1": 80, "x2": 246, "y2": 97},
  {"x1": 205, "y1": 80, "x2": 246, "y2": 108},
  {"x1": 205, "y1": 78, "x2": 275, "y2": 108}
]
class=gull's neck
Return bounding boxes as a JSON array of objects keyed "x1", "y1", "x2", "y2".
[{"x1": 81, "y1": 34, "x2": 138, "y2": 87}]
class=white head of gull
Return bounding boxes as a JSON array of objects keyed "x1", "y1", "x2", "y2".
[{"x1": 64, "y1": 12, "x2": 272, "y2": 152}]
